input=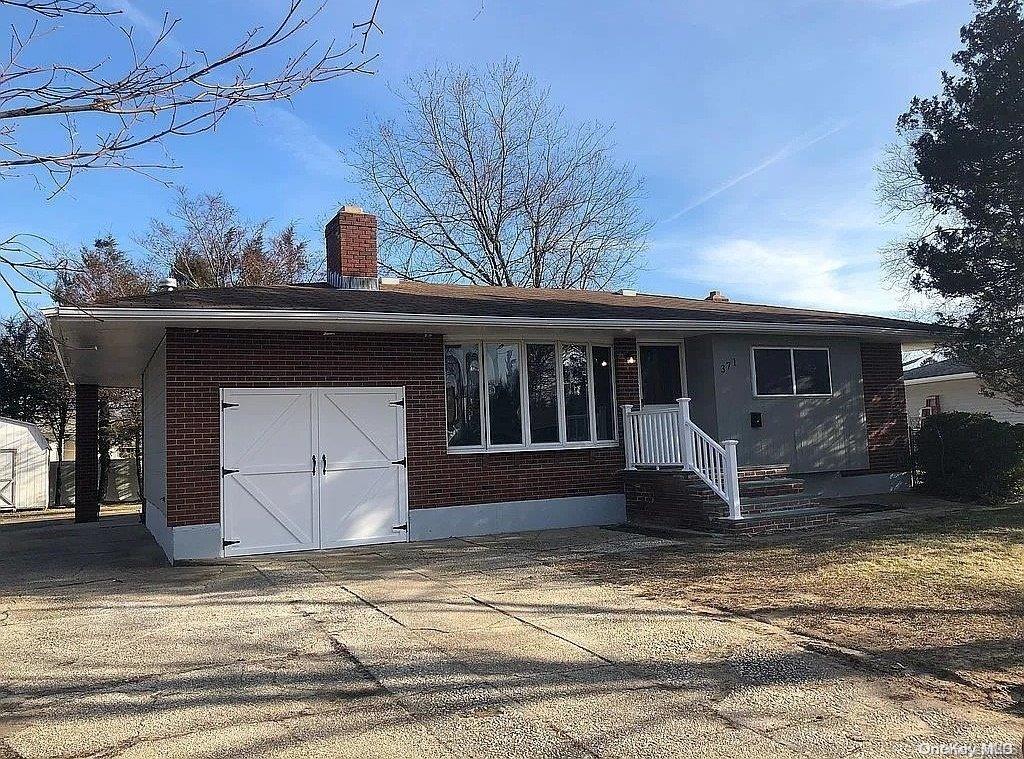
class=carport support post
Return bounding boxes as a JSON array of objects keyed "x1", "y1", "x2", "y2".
[{"x1": 74, "y1": 384, "x2": 100, "y2": 523}]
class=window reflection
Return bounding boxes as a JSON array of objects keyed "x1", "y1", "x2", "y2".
[{"x1": 485, "y1": 342, "x2": 523, "y2": 445}]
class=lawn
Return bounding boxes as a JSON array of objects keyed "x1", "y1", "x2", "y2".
[{"x1": 562, "y1": 504, "x2": 1024, "y2": 713}]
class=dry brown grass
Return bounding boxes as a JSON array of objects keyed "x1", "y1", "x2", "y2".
[{"x1": 566, "y1": 505, "x2": 1024, "y2": 710}]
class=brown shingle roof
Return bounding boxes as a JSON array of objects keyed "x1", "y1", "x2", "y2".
[
  {"x1": 82, "y1": 280, "x2": 939, "y2": 332},
  {"x1": 903, "y1": 358, "x2": 973, "y2": 380}
]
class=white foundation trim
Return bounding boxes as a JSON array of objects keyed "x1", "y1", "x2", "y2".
[{"x1": 407, "y1": 493, "x2": 626, "y2": 541}]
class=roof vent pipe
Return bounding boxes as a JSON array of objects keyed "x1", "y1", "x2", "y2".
[
  {"x1": 155, "y1": 276, "x2": 178, "y2": 293},
  {"x1": 705, "y1": 289, "x2": 729, "y2": 302}
]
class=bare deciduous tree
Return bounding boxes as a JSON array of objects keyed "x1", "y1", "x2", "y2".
[
  {"x1": 140, "y1": 187, "x2": 311, "y2": 288},
  {"x1": 0, "y1": 0, "x2": 381, "y2": 313},
  {"x1": 54, "y1": 235, "x2": 155, "y2": 303},
  {"x1": 350, "y1": 59, "x2": 650, "y2": 290}
]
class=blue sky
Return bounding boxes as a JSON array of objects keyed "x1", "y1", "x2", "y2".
[{"x1": 0, "y1": 0, "x2": 973, "y2": 317}]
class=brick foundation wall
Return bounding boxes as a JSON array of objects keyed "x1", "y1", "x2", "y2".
[
  {"x1": 624, "y1": 470, "x2": 712, "y2": 530},
  {"x1": 165, "y1": 329, "x2": 640, "y2": 527},
  {"x1": 860, "y1": 342, "x2": 911, "y2": 473}
]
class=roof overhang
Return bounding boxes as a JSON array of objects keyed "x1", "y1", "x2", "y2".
[
  {"x1": 904, "y1": 372, "x2": 977, "y2": 386},
  {"x1": 44, "y1": 305, "x2": 942, "y2": 387}
]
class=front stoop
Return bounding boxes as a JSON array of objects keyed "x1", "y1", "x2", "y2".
[{"x1": 624, "y1": 464, "x2": 838, "y2": 537}]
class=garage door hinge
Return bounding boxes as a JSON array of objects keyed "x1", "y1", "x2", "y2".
[
  {"x1": 392, "y1": 457, "x2": 407, "y2": 466},
  {"x1": 388, "y1": 399, "x2": 405, "y2": 407},
  {"x1": 223, "y1": 539, "x2": 241, "y2": 547},
  {"x1": 222, "y1": 467, "x2": 239, "y2": 476},
  {"x1": 393, "y1": 524, "x2": 408, "y2": 531},
  {"x1": 222, "y1": 402, "x2": 239, "y2": 409}
]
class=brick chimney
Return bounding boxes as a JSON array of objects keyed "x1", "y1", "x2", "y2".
[
  {"x1": 325, "y1": 205, "x2": 378, "y2": 289},
  {"x1": 705, "y1": 289, "x2": 730, "y2": 303}
]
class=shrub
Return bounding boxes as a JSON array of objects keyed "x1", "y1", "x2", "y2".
[{"x1": 915, "y1": 412, "x2": 1024, "y2": 502}]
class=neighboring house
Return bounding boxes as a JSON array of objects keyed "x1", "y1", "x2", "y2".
[
  {"x1": 45, "y1": 206, "x2": 940, "y2": 562},
  {"x1": 0, "y1": 417, "x2": 51, "y2": 512},
  {"x1": 904, "y1": 358, "x2": 1024, "y2": 426}
]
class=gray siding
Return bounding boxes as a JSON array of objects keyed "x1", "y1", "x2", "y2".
[
  {"x1": 706, "y1": 335, "x2": 870, "y2": 474},
  {"x1": 906, "y1": 377, "x2": 1024, "y2": 425},
  {"x1": 142, "y1": 338, "x2": 167, "y2": 517},
  {"x1": 683, "y1": 336, "x2": 718, "y2": 434}
]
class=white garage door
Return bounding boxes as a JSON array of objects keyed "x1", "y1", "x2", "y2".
[{"x1": 221, "y1": 387, "x2": 408, "y2": 557}]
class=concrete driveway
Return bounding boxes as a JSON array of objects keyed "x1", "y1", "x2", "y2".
[{"x1": 1, "y1": 514, "x2": 1020, "y2": 758}]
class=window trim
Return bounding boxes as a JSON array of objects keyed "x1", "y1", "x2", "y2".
[
  {"x1": 750, "y1": 346, "x2": 834, "y2": 398},
  {"x1": 444, "y1": 339, "x2": 618, "y2": 453},
  {"x1": 637, "y1": 341, "x2": 688, "y2": 407}
]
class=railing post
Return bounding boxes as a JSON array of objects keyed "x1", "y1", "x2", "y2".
[
  {"x1": 621, "y1": 405, "x2": 636, "y2": 470},
  {"x1": 676, "y1": 397, "x2": 694, "y2": 469},
  {"x1": 722, "y1": 440, "x2": 742, "y2": 520}
]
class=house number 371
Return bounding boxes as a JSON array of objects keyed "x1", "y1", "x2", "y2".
[{"x1": 720, "y1": 358, "x2": 737, "y2": 374}]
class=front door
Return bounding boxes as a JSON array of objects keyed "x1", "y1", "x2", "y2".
[
  {"x1": 0, "y1": 450, "x2": 15, "y2": 510},
  {"x1": 639, "y1": 344, "x2": 685, "y2": 406},
  {"x1": 221, "y1": 387, "x2": 408, "y2": 557}
]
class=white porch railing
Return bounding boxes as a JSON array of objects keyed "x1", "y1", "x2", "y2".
[{"x1": 622, "y1": 398, "x2": 742, "y2": 519}]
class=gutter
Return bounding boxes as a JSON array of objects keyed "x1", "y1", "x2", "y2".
[
  {"x1": 904, "y1": 372, "x2": 977, "y2": 385},
  {"x1": 42, "y1": 305, "x2": 942, "y2": 341}
]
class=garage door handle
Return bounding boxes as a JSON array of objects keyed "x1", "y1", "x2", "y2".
[
  {"x1": 322, "y1": 454, "x2": 327, "y2": 473},
  {"x1": 311, "y1": 455, "x2": 316, "y2": 477}
]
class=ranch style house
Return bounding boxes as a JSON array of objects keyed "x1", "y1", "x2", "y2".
[{"x1": 45, "y1": 206, "x2": 939, "y2": 562}]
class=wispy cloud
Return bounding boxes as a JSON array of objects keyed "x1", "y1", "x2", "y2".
[
  {"x1": 259, "y1": 106, "x2": 345, "y2": 179},
  {"x1": 654, "y1": 234, "x2": 931, "y2": 317},
  {"x1": 103, "y1": 0, "x2": 184, "y2": 50},
  {"x1": 661, "y1": 121, "x2": 848, "y2": 224}
]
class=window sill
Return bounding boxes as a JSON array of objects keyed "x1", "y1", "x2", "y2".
[{"x1": 447, "y1": 441, "x2": 620, "y2": 455}]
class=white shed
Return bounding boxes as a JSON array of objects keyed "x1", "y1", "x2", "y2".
[{"x1": 0, "y1": 417, "x2": 51, "y2": 511}]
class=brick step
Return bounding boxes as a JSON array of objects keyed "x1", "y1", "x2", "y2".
[
  {"x1": 712, "y1": 507, "x2": 838, "y2": 536},
  {"x1": 669, "y1": 465, "x2": 790, "y2": 481},
  {"x1": 737, "y1": 464, "x2": 791, "y2": 481},
  {"x1": 742, "y1": 491, "x2": 818, "y2": 509},
  {"x1": 686, "y1": 477, "x2": 805, "y2": 500},
  {"x1": 702, "y1": 492, "x2": 821, "y2": 518},
  {"x1": 741, "y1": 478, "x2": 806, "y2": 498}
]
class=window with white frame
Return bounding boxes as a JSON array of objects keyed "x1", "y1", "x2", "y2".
[
  {"x1": 752, "y1": 347, "x2": 832, "y2": 397},
  {"x1": 444, "y1": 340, "x2": 617, "y2": 450}
]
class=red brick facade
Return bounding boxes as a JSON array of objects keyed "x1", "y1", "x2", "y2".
[
  {"x1": 74, "y1": 384, "x2": 100, "y2": 522},
  {"x1": 164, "y1": 328, "x2": 640, "y2": 527},
  {"x1": 860, "y1": 342, "x2": 911, "y2": 473},
  {"x1": 325, "y1": 209, "x2": 378, "y2": 281}
]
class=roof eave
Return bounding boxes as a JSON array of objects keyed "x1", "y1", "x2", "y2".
[
  {"x1": 904, "y1": 372, "x2": 977, "y2": 385},
  {"x1": 44, "y1": 305, "x2": 942, "y2": 342}
]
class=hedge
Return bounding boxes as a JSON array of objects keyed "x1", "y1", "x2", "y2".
[{"x1": 915, "y1": 412, "x2": 1024, "y2": 502}]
